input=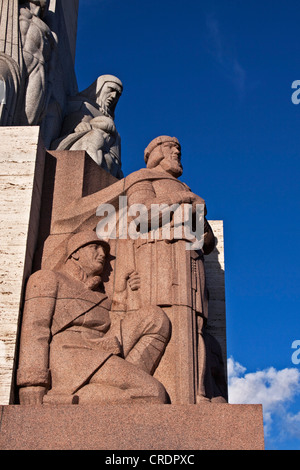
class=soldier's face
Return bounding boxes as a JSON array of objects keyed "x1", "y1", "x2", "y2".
[
  {"x1": 75, "y1": 244, "x2": 106, "y2": 276},
  {"x1": 160, "y1": 143, "x2": 183, "y2": 177}
]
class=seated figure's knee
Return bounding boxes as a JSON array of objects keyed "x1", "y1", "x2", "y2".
[
  {"x1": 143, "y1": 305, "x2": 171, "y2": 340},
  {"x1": 142, "y1": 374, "x2": 170, "y2": 404},
  {"x1": 153, "y1": 378, "x2": 170, "y2": 404}
]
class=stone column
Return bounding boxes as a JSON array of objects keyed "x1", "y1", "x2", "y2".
[{"x1": 0, "y1": 126, "x2": 45, "y2": 404}]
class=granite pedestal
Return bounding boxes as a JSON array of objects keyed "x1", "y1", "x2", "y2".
[{"x1": 0, "y1": 404, "x2": 264, "y2": 450}]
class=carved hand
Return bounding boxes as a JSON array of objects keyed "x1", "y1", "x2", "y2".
[
  {"x1": 74, "y1": 122, "x2": 92, "y2": 133},
  {"x1": 19, "y1": 386, "x2": 46, "y2": 405},
  {"x1": 89, "y1": 116, "x2": 115, "y2": 131},
  {"x1": 178, "y1": 191, "x2": 194, "y2": 204},
  {"x1": 127, "y1": 271, "x2": 141, "y2": 291}
]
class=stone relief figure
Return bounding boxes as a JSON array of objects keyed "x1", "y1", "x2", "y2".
[
  {"x1": 116, "y1": 136, "x2": 226, "y2": 403},
  {"x1": 0, "y1": 0, "x2": 57, "y2": 125},
  {"x1": 17, "y1": 230, "x2": 170, "y2": 405},
  {"x1": 19, "y1": 0, "x2": 57, "y2": 124},
  {"x1": 32, "y1": 136, "x2": 227, "y2": 404},
  {"x1": 51, "y1": 75, "x2": 123, "y2": 179}
]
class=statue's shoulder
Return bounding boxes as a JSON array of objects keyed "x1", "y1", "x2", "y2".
[
  {"x1": 19, "y1": 7, "x2": 33, "y2": 21},
  {"x1": 124, "y1": 168, "x2": 177, "y2": 190},
  {"x1": 99, "y1": 294, "x2": 112, "y2": 311},
  {"x1": 25, "y1": 269, "x2": 59, "y2": 299}
]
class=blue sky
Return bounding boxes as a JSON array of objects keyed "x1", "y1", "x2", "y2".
[{"x1": 75, "y1": 0, "x2": 300, "y2": 449}]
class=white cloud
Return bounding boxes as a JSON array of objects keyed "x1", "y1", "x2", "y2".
[
  {"x1": 227, "y1": 356, "x2": 246, "y2": 379},
  {"x1": 228, "y1": 360, "x2": 300, "y2": 408},
  {"x1": 227, "y1": 356, "x2": 300, "y2": 443}
]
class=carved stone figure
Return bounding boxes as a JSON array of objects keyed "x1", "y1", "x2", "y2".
[
  {"x1": 17, "y1": 230, "x2": 171, "y2": 405},
  {"x1": 19, "y1": 0, "x2": 57, "y2": 124},
  {"x1": 0, "y1": 0, "x2": 57, "y2": 125},
  {"x1": 51, "y1": 75, "x2": 123, "y2": 178},
  {"x1": 117, "y1": 135, "x2": 224, "y2": 403},
  {"x1": 31, "y1": 137, "x2": 227, "y2": 404}
]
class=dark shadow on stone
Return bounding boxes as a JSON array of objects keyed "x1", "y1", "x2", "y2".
[
  {"x1": 32, "y1": 152, "x2": 57, "y2": 271},
  {"x1": 203, "y1": 234, "x2": 228, "y2": 401}
]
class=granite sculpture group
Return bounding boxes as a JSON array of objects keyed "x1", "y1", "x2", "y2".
[
  {"x1": 17, "y1": 135, "x2": 227, "y2": 405},
  {"x1": 0, "y1": 1, "x2": 228, "y2": 406}
]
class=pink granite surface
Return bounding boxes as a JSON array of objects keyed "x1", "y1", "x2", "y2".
[{"x1": 0, "y1": 404, "x2": 264, "y2": 450}]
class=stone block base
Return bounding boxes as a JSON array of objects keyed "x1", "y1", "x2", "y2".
[{"x1": 0, "y1": 404, "x2": 264, "y2": 450}]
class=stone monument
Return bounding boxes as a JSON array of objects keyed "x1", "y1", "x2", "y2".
[
  {"x1": 0, "y1": 0, "x2": 264, "y2": 450},
  {"x1": 51, "y1": 74, "x2": 124, "y2": 178}
]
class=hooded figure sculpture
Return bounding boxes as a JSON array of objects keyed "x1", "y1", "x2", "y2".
[{"x1": 51, "y1": 74, "x2": 123, "y2": 179}]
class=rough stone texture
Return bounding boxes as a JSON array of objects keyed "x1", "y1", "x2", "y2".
[
  {"x1": 0, "y1": 126, "x2": 45, "y2": 405},
  {"x1": 0, "y1": 404, "x2": 264, "y2": 450}
]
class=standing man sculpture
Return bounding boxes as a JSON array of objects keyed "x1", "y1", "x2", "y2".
[{"x1": 119, "y1": 135, "x2": 218, "y2": 403}]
